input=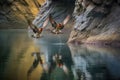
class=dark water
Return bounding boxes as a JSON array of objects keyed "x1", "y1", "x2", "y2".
[{"x1": 0, "y1": 29, "x2": 120, "y2": 80}]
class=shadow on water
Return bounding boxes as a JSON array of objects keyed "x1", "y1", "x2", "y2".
[{"x1": 0, "y1": 29, "x2": 120, "y2": 80}]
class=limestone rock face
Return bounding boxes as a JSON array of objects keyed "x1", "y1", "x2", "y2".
[
  {"x1": 0, "y1": 0, "x2": 75, "y2": 29},
  {"x1": 68, "y1": 0, "x2": 120, "y2": 46},
  {"x1": 33, "y1": 0, "x2": 75, "y2": 28},
  {"x1": 0, "y1": 0, "x2": 45, "y2": 29}
]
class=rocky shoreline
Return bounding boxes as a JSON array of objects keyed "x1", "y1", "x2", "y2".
[{"x1": 68, "y1": 39, "x2": 120, "y2": 47}]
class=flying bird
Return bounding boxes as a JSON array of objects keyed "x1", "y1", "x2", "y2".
[
  {"x1": 27, "y1": 14, "x2": 70, "y2": 37},
  {"x1": 49, "y1": 14, "x2": 70, "y2": 34},
  {"x1": 27, "y1": 18, "x2": 49, "y2": 38}
]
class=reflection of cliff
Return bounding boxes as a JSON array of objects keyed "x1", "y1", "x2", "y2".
[
  {"x1": 0, "y1": 0, "x2": 45, "y2": 29},
  {"x1": 68, "y1": 44, "x2": 120, "y2": 80},
  {"x1": 68, "y1": 0, "x2": 120, "y2": 46},
  {"x1": 0, "y1": 30, "x2": 42, "y2": 80}
]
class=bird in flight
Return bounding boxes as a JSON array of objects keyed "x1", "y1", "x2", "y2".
[
  {"x1": 28, "y1": 21, "x2": 43, "y2": 38},
  {"x1": 28, "y1": 14, "x2": 70, "y2": 38},
  {"x1": 48, "y1": 14, "x2": 70, "y2": 34}
]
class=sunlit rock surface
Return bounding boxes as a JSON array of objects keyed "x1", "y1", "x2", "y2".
[
  {"x1": 0, "y1": 0, "x2": 45, "y2": 29},
  {"x1": 68, "y1": 0, "x2": 120, "y2": 46}
]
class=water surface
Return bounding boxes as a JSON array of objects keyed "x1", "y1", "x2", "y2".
[{"x1": 0, "y1": 29, "x2": 120, "y2": 80}]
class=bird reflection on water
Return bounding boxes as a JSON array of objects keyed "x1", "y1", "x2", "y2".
[
  {"x1": 27, "y1": 52, "x2": 69, "y2": 80},
  {"x1": 1, "y1": 30, "x2": 120, "y2": 80},
  {"x1": 27, "y1": 52, "x2": 43, "y2": 78}
]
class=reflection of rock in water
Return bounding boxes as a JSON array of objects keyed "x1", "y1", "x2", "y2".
[
  {"x1": 37, "y1": 53, "x2": 73, "y2": 80},
  {"x1": 27, "y1": 52, "x2": 44, "y2": 78},
  {"x1": 68, "y1": 44, "x2": 120, "y2": 80},
  {"x1": 34, "y1": 40, "x2": 74, "y2": 69},
  {"x1": 87, "y1": 65, "x2": 110, "y2": 80},
  {"x1": 31, "y1": 40, "x2": 74, "y2": 80}
]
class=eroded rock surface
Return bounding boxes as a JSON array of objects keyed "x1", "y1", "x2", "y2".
[
  {"x1": 0, "y1": 0, "x2": 44, "y2": 29},
  {"x1": 33, "y1": 0, "x2": 75, "y2": 28},
  {"x1": 68, "y1": 0, "x2": 120, "y2": 46}
]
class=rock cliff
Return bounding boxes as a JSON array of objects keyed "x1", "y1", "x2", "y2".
[
  {"x1": 0, "y1": 0, "x2": 44, "y2": 29},
  {"x1": 1, "y1": 0, "x2": 120, "y2": 46},
  {"x1": 68, "y1": 0, "x2": 120, "y2": 46},
  {"x1": 33, "y1": 0, "x2": 75, "y2": 28}
]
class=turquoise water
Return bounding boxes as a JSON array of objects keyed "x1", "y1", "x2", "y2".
[{"x1": 0, "y1": 29, "x2": 120, "y2": 80}]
